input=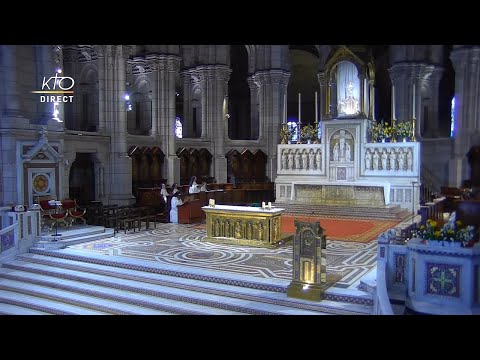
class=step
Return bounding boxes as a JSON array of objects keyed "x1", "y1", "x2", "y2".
[
  {"x1": 1, "y1": 261, "x2": 327, "y2": 315},
  {"x1": 0, "y1": 302, "x2": 50, "y2": 315},
  {"x1": 0, "y1": 277, "x2": 175, "y2": 315},
  {"x1": 0, "y1": 289, "x2": 106, "y2": 315},
  {"x1": 0, "y1": 267, "x2": 244, "y2": 315},
  {"x1": 14, "y1": 252, "x2": 370, "y2": 314},
  {"x1": 35, "y1": 228, "x2": 115, "y2": 249}
]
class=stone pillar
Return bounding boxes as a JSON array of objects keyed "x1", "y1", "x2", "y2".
[
  {"x1": 94, "y1": 45, "x2": 107, "y2": 133},
  {"x1": 166, "y1": 56, "x2": 181, "y2": 184},
  {"x1": 389, "y1": 63, "x2": 434, "y2": 140},
  {"x1": 247, "y1": 76, "x2": 259, "y2": 139},
  {"x1": 108, "y1": 45, "x2": 135, "y2": 206},
  {"x1": 253, "y1": 70, "x2": 290, "y2": 181},
  {"x1": 449, "y1": 46, "x2": 480, "y2": 185},
  {"x1": 0, "y1": 45, "x2": 23, "y2": 120},
  {"x1": 359, "y1": 74, "x2": 365, "y2": 116},
  {"x1": 213, "y1": 67, "x2": 231, "y2": 183},
  {"x1": 423, "y1": 67, "x2": 444, "y2": 137},
  {"x1": 318, "y1": 72, "x2": 327, "y2": 120},
  {"x1": 146, "y1": 55, "x2": 160, "y2": 137}
]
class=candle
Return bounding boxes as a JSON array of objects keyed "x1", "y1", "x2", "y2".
[
  {"x1": 298, "y1": 93, "x2": 301, "y2": 125},
  {"x1": 209, "y1": 199, "x2": 215, "y2": 206},
  {"x1": 262, "y1": 201, "x2": 266, "y2": 209},
  {"x1": 392, "y1": 85, "x2": 396, "y2": 120},
  {"x1": 315, "y1": 91, "x2": 318, "y2": 123},
  {"x1": 268, "y1": 201, "x2": 272, "y2": 209},
  {"x1": 283, "y1": 94, "x2": 286, "y2": 124},
  {"x1": 412, "y1": 83, "x2": 416, "y2": 118}
]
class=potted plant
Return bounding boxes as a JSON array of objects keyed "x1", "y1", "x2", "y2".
[
  {"x1": 300, "y1": 124, "x2": 317, "y2": 144},
  {"x1": 418, "y1": 218, "x2": 476, "y2": 247},
  {"x1": 395, "y1": 121, "x2": 412, "y2": 142}
]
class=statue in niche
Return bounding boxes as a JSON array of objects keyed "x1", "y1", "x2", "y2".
[
  {"x1": 389, "y1": 149, "x2": 396, "y2": 171},
  {"x1": 234, "y1": 221, "x2": 242, "y2": 239},
  {"x1": 295, "y1": 150, "x2": 301, "y2": 170},
  {"x1": 345, "y1": 142, "x2": 351, "y2": 162},
  {"x1": 365, "y1": 149, "x2": 372, "y2": 170},
  {"x1": 246, "y1": 222, "x2": 252, "y2": 239},
  {"x1": 407, "y1": 148, "x2": 413, "y2": 171},
  {"x1": 302, "y1": 151, "x2": 308, "y2": 170},
  {"x1": 288, "y1": 150, "x2": 294, "y2": 170},
  {"x1": 398, "y1": 148, "x2": 405, "y2": 171},
  {"x1": 273, "y1": 218, "x2": 279, "y2": 241},
  {"x1": 253, "y1": 222, "x2": 258, "y2": 240},
  {"x1": 373, "y1": 149, "x2": 379, "y2": 170},
  {"x1": 381, "y1": 149, "x2": 388, "y2": 170},
  {"x1": 225, "y1": 221, "x2": 230, "y2": 238},
  {"x1": 333, "y1": 142, "x2": 339, "y2": 161},
  {"x1": 336, "y1": 61, "x2": 361, "y2": 117},
  {"x1": 315, "y1": 149, "x2": 322, "y2": 170},
  {"x1": 258, "y1": 223, "x2": 264, "y2": 241},
  {"x1": 281, "y1": 150, "x2": 287, "y2": 170},
  {"x1": 215, "y1": 219, "x2": 221, "y2": 237},
  {"x1": 309, "y1": 149, "x2": 315, "y2": 170}
]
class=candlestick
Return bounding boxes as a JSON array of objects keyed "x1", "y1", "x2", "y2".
[
  {"x1": 315, "y1": 91, "x2": 318, "y2": 123},
  {"x1": 392, "y1": 85, "x2": 396, "y2": 120},
  {"x1": 298, "y1": 93, "x2": 301, "y2": 125},
  {"x1": 412, "y1": 83, "x2": 416, "y2": 119}
]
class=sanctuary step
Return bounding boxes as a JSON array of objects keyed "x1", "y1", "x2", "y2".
[
  {"x1": 274, "y1": 202, "x2": 411, "y2": 221},
  {"x1": 35, "y1": 225, "x2": 115, "y2": 250},
  {"x1": 0, "y1": 248, "x2": 372, "y2": 315}
]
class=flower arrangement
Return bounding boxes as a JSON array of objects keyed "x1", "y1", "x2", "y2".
[
  {"x1": 300, "y1": 124, "x2": 317, "y2": 142},
  {"x1": 419, "y1": 218, "x2": 476, "y2": 245},
  {"x1": 396, "y1": 121, "x2": 412, "y2": 138}
]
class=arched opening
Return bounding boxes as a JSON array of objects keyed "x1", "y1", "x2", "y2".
[
  {"x1": 228, "y1": 45, "x2": 251, "y2": 140},
  {"x1": 127, "y1": 79, "x2": 152, "y2": 135},
  {"x1": 287, "y1": 46, "x2": 320, "y2": 129},
  {"x1": 69, "y1": 153, "x2": 95, "y2": 206}
]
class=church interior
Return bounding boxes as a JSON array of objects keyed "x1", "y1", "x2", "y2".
[{"x1": 1, "y1": 44, "x2": 480, "y2": 315}]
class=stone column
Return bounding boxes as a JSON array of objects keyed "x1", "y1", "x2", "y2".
[
  {"x1": 449, "y1": 46, "x2": 480, "y2": 186},
  {"x1": 358, "y1": 74, "x2": 366, "y2": 116},
  {"x1": 108, "y1": 45, "x2": 135, "y2": 205},
  {"x1": 247, "y1": 76, "x2": 259, "y2": 139},
  {"x1": 213, "y1": 67, "x2": 231, "y2": 183},
  {"x1": 94, "y1": 45, "x2": 107, "y2": 133},
  {"x1": 423, "y1": 67, "x2": 444, "y2": 137},
  {"x1": 146, "y1": 55, "x2": 160, "y2": 137},
  {"x1": 389, "y1": 63, "x2": 434, "y2": 140},
  {"x1": 318, "y1": 72, "x2": 327, "y2": 120},
  {"x1": 151, "y1": 56, "x2": 182, "y2": 184},
  {"x1": 0, "y1": 45, "x2": 23, "y2": 120},
  {"x1": 253, "y1": 70, "x2": 290, "y2": 181}
]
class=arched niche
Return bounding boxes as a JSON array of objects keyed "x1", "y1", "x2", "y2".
[{"x1": 324, "y1": 46, "x2": 374, "y2": 120}]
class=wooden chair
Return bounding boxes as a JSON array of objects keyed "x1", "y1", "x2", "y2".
[{"x1": 64, "y1": 199, "x2": 87, "y2": 226}]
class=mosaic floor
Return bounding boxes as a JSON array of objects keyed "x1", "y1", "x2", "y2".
[{"x1": 69, "y1": 223, "x2": 378, "y2": 289}]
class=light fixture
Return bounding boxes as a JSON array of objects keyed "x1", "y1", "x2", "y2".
[
  {"x1": 56, "y1": 67, "x2": 62, "y2": 74},
  {"x1": 124, "y1": 94, "x2": 130, "y2": 101}
]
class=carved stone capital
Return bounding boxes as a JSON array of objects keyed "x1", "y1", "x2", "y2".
[{"x1": 252, "y1": 70, "x2": 290, "y2": 87}]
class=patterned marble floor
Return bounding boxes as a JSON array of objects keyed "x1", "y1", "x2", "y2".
[{"x1": 69, "y1": 223, "x2": 378, "y2": 289}]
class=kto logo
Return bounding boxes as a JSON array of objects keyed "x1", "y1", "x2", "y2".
[
  {"x1": 41, "y1": 73, "x2": 75, "y2": 91},
  {"x1": 31, "y1": 71, "x2": 75, "y2": 103}
]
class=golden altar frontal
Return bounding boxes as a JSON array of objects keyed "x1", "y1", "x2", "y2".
[{"x1": 202, "y1": 205, "x2": 285, "y2": 248}]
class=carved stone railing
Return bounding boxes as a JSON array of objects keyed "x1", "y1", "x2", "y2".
[
  {"x1": 277, "y1": 144, "x2": 325, "y2": 175},
  {"x1": 363, "y1": 142, "x2": 420, "y2": 176}
]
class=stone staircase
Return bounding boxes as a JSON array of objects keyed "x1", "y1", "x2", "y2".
[
  {"x1": 0, "y1": 248, "x2": 372, "y2": 315},
  {"x1": 274, "y1": 202, "x2": 411, "y2": 221}
]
